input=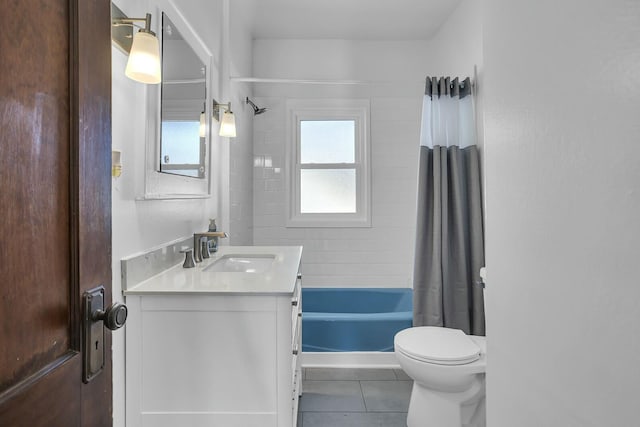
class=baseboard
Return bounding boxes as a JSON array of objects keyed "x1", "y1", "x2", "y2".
[{"x1": 301, "y1": 351, "x2": 400, "y2": 369}]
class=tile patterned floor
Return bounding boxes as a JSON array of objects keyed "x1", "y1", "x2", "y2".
[{"x1": 298, "y1": 368, "x2": 412, "y2": 427}]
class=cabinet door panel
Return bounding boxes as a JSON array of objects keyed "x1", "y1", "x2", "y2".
[{"x1": 141, "y1": 310, "x2": 277, "y2": 412}]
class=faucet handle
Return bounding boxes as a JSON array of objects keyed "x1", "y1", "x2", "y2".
[
  {"x1": 180, "y1": 248, "x2": 195, "y2": 268},
  {"x1": 201, "y1": 239, "x2": 211, "y2": 259}
]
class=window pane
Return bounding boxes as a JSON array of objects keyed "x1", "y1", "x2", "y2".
[
  {"x1": 161, "y1": 121, "x2": 201, "y2": 164},
  {"x1": 300, "y1": 169, "x2": 356, "y2": 213},
  {"x1": 300, "y1": 120, "x2": 355, "y2": 164}
]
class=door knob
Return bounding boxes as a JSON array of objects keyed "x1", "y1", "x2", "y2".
[
  {"x1": 83, "y1": 286, "x2": 127, "y2": 383},
  {"x1": 92, "y1": 302, "x2": 128, "y2": 330}
]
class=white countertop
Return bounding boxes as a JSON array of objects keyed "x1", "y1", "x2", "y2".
[{"x1": 123, "y1": 246, "x2": 303, "y2": 295}]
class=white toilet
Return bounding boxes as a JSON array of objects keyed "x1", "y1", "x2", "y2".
[{"x1": 394, "y1": 326, "x2": 486, "y2": 427}]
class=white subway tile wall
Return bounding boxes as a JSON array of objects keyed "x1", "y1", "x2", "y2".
[{"x1": 253, "y1": 96, "x2": 420, "y2": 288}]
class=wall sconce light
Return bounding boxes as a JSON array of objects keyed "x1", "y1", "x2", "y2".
[
  {"x1": 112, "y1": 150, "x2": 122, "y2": 178},
  {"x1": 199, "y1": 112, "x2": 206, "y2": 138},
  {"x1": 213, "y1": 100, "x2": 236, "y2": 138},
  {"x1": 112, "y1": 4, "x2": 161, "y2": 84}
]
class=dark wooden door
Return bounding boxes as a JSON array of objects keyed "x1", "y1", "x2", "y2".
[{"x1": 0, "y1": 0, "x2": 113, "y2": 425}]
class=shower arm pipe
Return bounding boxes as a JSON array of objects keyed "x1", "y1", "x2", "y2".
[{"x1": 246, "y1": 97, "x2": 267, "y2": 114}]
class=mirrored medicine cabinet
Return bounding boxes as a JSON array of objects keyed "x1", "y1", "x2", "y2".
[{"x1": 142, "y1": 0, "x2": 216, "y2": 199}]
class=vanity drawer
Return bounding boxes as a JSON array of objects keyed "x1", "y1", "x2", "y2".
[
  {"x1": 291, "y1": 273, "x2": 302, "y2": 342},
  {"x1": 291, "y1": 314, "x2": 301, "y2": 362},
  {"x1": 291, "y1": 273, "x2": 302, "y2": 308},
  {"x1": 292, "y1": 311, "x2": 301, "y2": 347}
]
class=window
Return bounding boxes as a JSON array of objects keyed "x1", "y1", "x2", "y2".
[
  {"x1": 160, "y1": 120, "x2": 205, "y2": 178},
  {"x1": 286, "y1": 99, "x2": 370, "y2": 227}
]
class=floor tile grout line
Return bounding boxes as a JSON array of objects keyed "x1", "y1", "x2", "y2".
[{"x1": 358, "y1": 380, "x2": 369, "y2": 412}]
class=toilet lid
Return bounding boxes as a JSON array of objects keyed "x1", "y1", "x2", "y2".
[{"x1": 395, "y1": 327, "x2": 481, "y2": 365}]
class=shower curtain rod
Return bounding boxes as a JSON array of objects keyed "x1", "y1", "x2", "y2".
[
  {"x1": 229, "y1": 76, "x2": 476, "y2": 91},
  {"x1": 230, "y1": 76, "x2": 418, "y2": 85}
]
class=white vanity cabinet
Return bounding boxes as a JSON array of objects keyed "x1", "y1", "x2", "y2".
[{"x1": 124, "y1": 246, "x2": 303, "y2": 427}]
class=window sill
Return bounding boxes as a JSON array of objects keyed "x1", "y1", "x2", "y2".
[{"x1": 286, "y1": 215, "x2": 371, "y2": 228}]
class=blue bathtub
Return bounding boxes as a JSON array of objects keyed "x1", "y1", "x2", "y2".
[{"x1": 302, "y1": 288, "x2": 413, "y2": 352}]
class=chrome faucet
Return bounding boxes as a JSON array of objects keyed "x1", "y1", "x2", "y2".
[{"x1": 193, "y1": 231, "x2": 228, "y2": 262}]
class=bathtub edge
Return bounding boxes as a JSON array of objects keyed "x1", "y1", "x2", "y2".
[{"x1": 301, "y1": 351, "x2": 401, "y2": 369}]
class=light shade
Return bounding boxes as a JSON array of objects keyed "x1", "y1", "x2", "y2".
[
  {"x1": 219, "y1": 111, "x2": 236, "y2": 137},
  {"x1": 199, "y1": 112, "x2": 206, "y2": 138},
  {"x1": 125, "y1": 31, "x2": 161, "y2": 84}
]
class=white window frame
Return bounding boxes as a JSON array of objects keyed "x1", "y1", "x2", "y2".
[{"x1": 286, "y1": 99, "x2": 371, "y2": 228}]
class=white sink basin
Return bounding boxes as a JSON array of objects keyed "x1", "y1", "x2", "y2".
[{"x1": 203, "y1": 254, "x2": 276, "y2": 273}]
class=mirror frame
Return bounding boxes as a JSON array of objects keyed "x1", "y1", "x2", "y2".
[{"x1": 142, "y1": 0, "x2": 214, "y2": 199}]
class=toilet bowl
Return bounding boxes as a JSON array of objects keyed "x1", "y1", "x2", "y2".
[{"x1": 394, "y1": 326, "x2": 486, "y2": 427}]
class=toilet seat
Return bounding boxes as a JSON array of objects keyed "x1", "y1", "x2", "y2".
[{"x1": 395, "y1": 326, "x2": 481, "y2": 365}]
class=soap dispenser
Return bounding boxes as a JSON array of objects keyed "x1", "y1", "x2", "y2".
[{"x1": 208, "y1": 218, "x2": 218, "y2": 252}]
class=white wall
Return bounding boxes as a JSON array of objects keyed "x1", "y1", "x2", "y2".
[
  {"x1": 111, "y1": 0, "x2": 253, "y2": 425},
  {"x1": 252, "y1": 0, "x2": 482, "y2": 288},
  {"x1": 427, "y1": 0, "x2": 483, "y2": 84},
  {"x1": 227, "y1": 0, "x2": 255, "y2": 245},
  {"x1": 252, "y1": 41, "x2": 425, "y2": 288},
  {"x1": 429, "y1": 0, "x2": 484, "y2": 170},
  {"x1": 483, "y1": 0, "x2": 640, "y2": 425}
]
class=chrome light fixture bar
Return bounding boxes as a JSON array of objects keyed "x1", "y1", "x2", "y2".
[{"x1": 111, "y1": 3, "x2": 161, "y2": 84}]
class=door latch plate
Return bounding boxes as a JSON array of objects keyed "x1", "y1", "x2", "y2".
[{"x1": 83, "y1": 286, "x2": 105, "y2": 383}]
